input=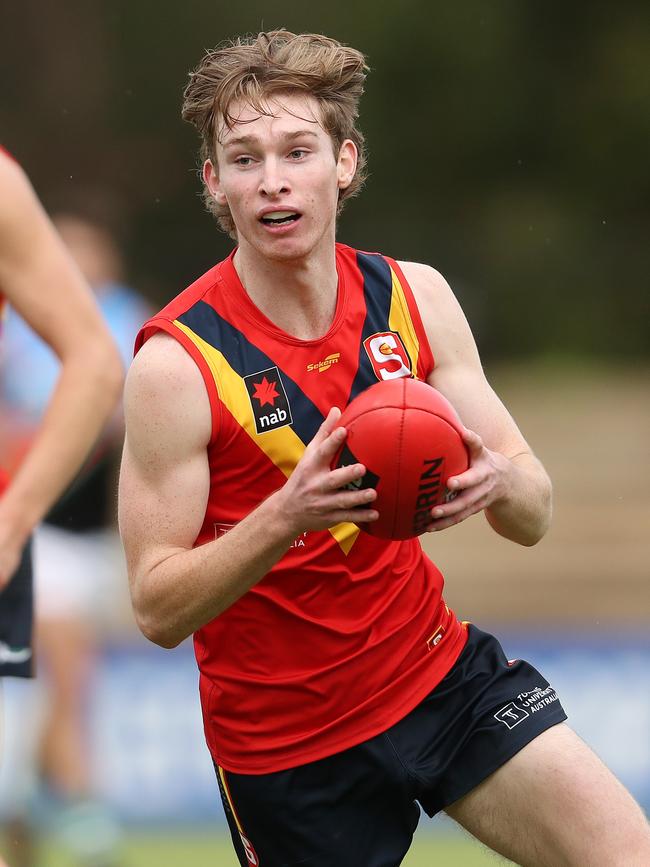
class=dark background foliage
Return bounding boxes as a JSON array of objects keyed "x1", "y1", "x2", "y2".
[{"x1": 2, "y1": 1, "x2": 648, "y2": 359}]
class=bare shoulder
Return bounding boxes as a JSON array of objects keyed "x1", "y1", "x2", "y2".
[
  {"x1": 397, "y1": 260, "x2": 463, "y2": 316},
  {"x1": 127, "y1": 331, "x2": 204, "y2": 397},
  {"x1": 0, "y1": 148, "x2": 27, "y2": 197},
  {"x1": 397, "y1": 260, "x2": 478, "y2": 365},
  {"x1": 0, "y1": 152, "x2": 43, "y2": 251},
  {"x1": 397, "y1": 262, "x2": 524, "y2": 453},
  {"x1": 125, "y1": 332, "x2": 212, "y2": 454},
  {"x1": 397, "y1": 260, "x2": 451, "y2": 296}
]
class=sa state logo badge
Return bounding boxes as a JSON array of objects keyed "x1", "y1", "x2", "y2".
[
  {"x1": 244, "y1": 366, "x2": 293, "y2": 435},
  {"x1": 363, "y1": 331, "x2": 413, "y2": 381}
]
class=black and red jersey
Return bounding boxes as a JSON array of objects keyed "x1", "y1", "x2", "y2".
[{"x1": 136, "y1": 244, "x2": 468, "y2": 773}]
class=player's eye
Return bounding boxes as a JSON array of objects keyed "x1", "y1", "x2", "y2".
[
  {"x1": 288, "y1": 149, "x2": 307, "y2": 160},
  {"x1": 234, "y1": 155, "x2": 253, "y2": 167}
]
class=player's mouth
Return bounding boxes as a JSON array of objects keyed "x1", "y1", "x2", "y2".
[{"x1": 258, "y1": 210, "x2": 302, "y2": 231}]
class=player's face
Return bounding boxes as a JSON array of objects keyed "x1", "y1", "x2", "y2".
[{"x1": 205, "y1": 94, "x2": 357, "y2": 262}]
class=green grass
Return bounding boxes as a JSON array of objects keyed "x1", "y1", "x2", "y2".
[{"x1": 13, "y1": 830, "x2": 507, "y2": 866}]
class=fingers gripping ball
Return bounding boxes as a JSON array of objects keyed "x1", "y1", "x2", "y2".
[{"x1": 332, "y1": 378, "x2": 470, "y2": 540}]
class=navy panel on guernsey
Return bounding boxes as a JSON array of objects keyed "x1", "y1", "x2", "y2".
[
  {"x1": 214, "y1": 625, "x2": 567, "y2": 867},
  {"x1": 348, "y1": 251, "x2": 396, "y2": 401},
  {"x1": 177, "y1": 301, "x2": 325, "y2": 444}
]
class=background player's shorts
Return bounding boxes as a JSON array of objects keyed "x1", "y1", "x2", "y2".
[
  {"x1": 0, "y1": 538, "x2": 33, "y2": 678},
  {"x1": 33, "y1": 523, "x2": 128, "y2": 623},
  {"x1": 215, "y1": 624, "x2": 567, "y2": 867}
]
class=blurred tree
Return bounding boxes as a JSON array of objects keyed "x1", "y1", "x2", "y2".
[{"x1": 1, "y1": 0, "x2": 648, "y2": 359}]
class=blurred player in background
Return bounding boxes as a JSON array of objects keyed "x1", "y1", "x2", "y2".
[
  {"x1": 118, "y1": 31, "x2": 650, "y2": 867},
  {"x1": 0, "y1": 148, "x2": 122, "y2": 863},
  {"x1": 0, "y1": 205, "x2": 150, "y2": 866}
]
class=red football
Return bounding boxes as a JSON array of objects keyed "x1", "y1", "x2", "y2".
[{"x1": 332, "y1": 378, "x2": 470, "y2": 540}]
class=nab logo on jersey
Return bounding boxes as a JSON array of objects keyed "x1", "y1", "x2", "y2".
[
  {"x1": 364, "y1": 331, "x2": 412, "y2": 381},
  {"x1": 244, "y1": 366, "x2": 293, "y2": 435}
]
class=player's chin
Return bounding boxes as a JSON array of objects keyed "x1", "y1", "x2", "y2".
[
  {"x1": 257, "y1": 225, "x2": 307, "y2": 251},
  {"x1": 263, "y1": 245, "x2": 310, "y2": 265}
]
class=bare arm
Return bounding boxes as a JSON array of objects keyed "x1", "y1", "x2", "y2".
[
  {"x1": 118, "y1": 333, "x2": 377, "y2": 648},
  {"x1": 401, "y1": 261, "x2": 552, "y2": 546},
  {"x1": 0, "y1": 154, "x2": 123, "y2": 584}
]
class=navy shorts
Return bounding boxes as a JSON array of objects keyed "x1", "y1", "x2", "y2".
[
  {"x1": 0, "y1": 538, "x2": 34, "y2": 678},
  {"x1": 215, "y1": 625, "x2": 567, "y2": 867}
]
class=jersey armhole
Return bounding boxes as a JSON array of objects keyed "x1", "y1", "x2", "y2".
[
  {"x1": 385, "y1": 257, "x2": 436, "y2": 377},
  {"x1": 135, "y1": 317, "x2": 222, "y2": 448}
]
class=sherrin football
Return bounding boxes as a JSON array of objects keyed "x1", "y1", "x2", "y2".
[{"x1": 332, "y1": 378, "x2": 470, "y2": 540}]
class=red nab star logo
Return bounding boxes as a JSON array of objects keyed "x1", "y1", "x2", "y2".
[
  {"x1": 244, "y1": 366, "x2": 293, "y2": 435},
  {"x1": 252, "y1": 376, "x2": 279, "y2": 407}
]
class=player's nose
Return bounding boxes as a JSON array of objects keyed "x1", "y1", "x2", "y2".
[{"x1": 259, "y1": 157, "x2": 289, "y2": 198}]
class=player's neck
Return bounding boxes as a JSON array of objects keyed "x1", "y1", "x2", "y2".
[{"x1": 233, "y1": 242, "x2": 338, "y2": 341}]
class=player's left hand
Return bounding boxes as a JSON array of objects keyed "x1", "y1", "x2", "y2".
[{"x1": 425, "y1": 427, "x2": 511, "y2": 532}]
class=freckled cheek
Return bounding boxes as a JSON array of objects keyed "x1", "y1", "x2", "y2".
[{"x1": 229, "y1": 191, "x2": 256, "y2": 222}]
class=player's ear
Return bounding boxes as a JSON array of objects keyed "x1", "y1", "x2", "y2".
[
  {"x1": 203, "y1": 160, "x2": 227, "y2": 206},
  {"x1": 336, "y1": 140, "x2": 357, "y2": 191}
]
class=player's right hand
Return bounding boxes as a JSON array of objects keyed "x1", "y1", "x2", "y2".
[{"x1": 272, "y1": 407, "x2": 378, "y2": 535}]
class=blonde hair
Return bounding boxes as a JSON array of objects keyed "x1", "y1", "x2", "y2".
[{"x1": 182, "y1": 30, "x2": 369, "y2": 237}]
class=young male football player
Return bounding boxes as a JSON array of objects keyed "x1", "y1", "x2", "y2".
[{"x1": 118, "y1": 31, "x2": 650, "y2": 867}]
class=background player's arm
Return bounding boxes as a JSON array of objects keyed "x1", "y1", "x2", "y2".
[
  {"x1": 119, "y1": 333, "x2": 377, "y2": 648},
  {"x1": 0, "y1": 154, "x2": 123, "y2": 586},
  {"x1": 401, "y1": 261, "x2": 551, "y2": 546}
]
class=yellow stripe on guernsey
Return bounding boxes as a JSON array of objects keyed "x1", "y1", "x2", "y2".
[
  {"x1": 388, "y1": 266, "x2": 420, "y2": 376},
  {"x1": 174, "y1": 320, "x2": 360, "y2": 555},
  {"x1": 329, "y1": 520, "x2": 360, "y2": 556}
]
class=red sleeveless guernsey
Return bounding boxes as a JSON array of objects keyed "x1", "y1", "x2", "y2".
[{"x1": 135, "y1": 244, "x2": 468, "y2": 774}]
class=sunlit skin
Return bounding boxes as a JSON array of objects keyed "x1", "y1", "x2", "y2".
[{"x1": 202, "y1": 95, "x2": 357, "y2": 340}]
